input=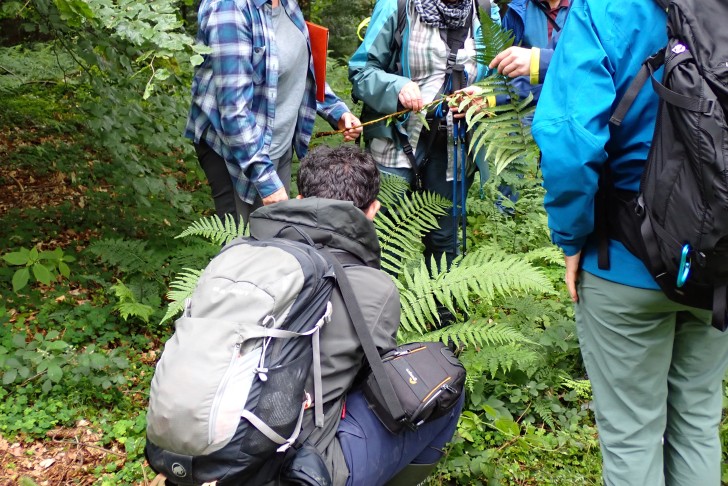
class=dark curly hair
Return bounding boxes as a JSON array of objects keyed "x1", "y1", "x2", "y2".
[{"x1": 297, "y1": 145, "x2": 380, "y2": 210}]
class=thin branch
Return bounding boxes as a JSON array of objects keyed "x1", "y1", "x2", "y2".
[
  {"x1": 0, "y1": 64, "x2": 16, "y2": 76},
  {"x1": 313, "y1": 95, "x2": 450, "y2": 139},
  {"x1": 50, "y1": 438, "x2": 127, "y2": 458}
]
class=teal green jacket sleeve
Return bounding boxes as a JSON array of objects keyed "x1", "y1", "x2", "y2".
[
  {"x1": 349, "y1": 0, "x2": 410, "y2": 115},
  {"x1": 531, "y1": 0, "x2": 612, "y2": 257}
]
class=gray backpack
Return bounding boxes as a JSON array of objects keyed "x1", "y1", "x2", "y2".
[{"x1": 145, "y1": 236, "x2": 335, "y2": 485}]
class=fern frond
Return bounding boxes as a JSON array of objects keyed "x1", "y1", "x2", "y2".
[
  {"x1": 398, "y1": 248, "x2": 554, "y2": 333},
  {"x1": 378, "y1": 173, "x2": 410, "y2": 208},
  {"x1": 461, "y1": 343, "x2": 541, "y2": 377},
  {"x1": 562, "y1": 378, "x2": 593, "y2": 400},
  {"x1": 110, "y1": 281, "x2": 155, "y2": 324},
  {"x1": 523, "y1": 246, "x2": 565, "y2": 267},
  {"x1": 417, "y1": 319, "x2": 535, "y2": 349},
  {"x1": 532, "y1": 399, "x2": 556, "y2": 430},
  {"x1": 87, "y1": 238, "x2": 164, "y2": 278},
  {"x1": 160, "y1": 268, "x2": 204, "y2": 324},
  {"x1": 0, "y1": 45, "x2": 77, "y2": 95},
  {"x1": 176, "y1": 214, "x2": 243, "y2": 245},
  {"x1": 474, "y1": 11, "x2": 515, "y2": 66},
  {"x1": 375, "y1": 191, "x2": 451, "y2": 276}
]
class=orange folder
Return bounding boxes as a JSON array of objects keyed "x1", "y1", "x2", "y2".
[{"x1": 306, "y1": 21, "x2": 329, "y2": 102}]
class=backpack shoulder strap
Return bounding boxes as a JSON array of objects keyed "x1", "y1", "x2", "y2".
[
  {"x1": 391, "y1": 0, "x2": 408, "y2": 75},
  {"x1": 320, "y1": 249, "x2": 407, "y2": 425},
  {"x1": 610, "y1": 50, "x2": 665, "y2": 126},
  {"x1": 654, "y1": 0, "x2": 669, "y2": 10}
]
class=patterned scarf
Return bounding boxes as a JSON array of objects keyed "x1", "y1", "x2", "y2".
[{"x1": 414, "y1": 0, "x2": 473, "y2": 29}]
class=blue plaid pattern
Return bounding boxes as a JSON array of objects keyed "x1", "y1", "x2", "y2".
[{"x1": 185, "y1": 0, "x2": 349, "y2": 203}]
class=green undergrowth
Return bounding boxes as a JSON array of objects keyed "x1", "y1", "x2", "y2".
[{"x1": 1, "y1": 46, "x2": 726, "y2": 486}]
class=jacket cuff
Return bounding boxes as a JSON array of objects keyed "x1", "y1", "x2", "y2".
[
  {"x1": 254, "y1": 166, "x2": 285, "y2": 199},
  {"x1": 530, "y1": 48, "x2": 541, "y2": 86}
]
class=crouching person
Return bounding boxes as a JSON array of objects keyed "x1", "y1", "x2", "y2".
[
  {"x1": 253, "y1": 146, "x2": 464, "y2": 486},
  {"x1": 146, "y1": 146, "x2": 464, "y2": 486}
]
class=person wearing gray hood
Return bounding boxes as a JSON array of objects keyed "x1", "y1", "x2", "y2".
[{"x1": 250, "y1": 145, "x2": 463, "y2": 486}]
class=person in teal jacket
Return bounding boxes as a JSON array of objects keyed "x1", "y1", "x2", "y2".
[
  {"x1": 532, "y1": 1, "x2": 728, "y2": 484},
  {"x1": 349, "y1": 0, "x2": 500, "y2": 270}
]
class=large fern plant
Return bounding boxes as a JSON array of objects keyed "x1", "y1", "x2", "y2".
[{"x1": 161, "y1": 177, "x2": 553, "y2": 376}]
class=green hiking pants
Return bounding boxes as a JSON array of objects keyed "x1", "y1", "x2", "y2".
[{"x1": 576, "y1": 272, "x2": 728, "y2": 486}]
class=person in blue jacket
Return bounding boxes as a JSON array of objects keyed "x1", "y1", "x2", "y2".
[{"x1": 532, "y1": 1, "x2": 728, "y2": 484}]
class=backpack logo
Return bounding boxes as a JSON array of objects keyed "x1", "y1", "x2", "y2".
[
  {"x1": 171, "y1": 463, "x2": 187, "y2": 478},
  {"x1": 671, "y1": 43, "x2": 686, "y2": 54},
  {"x1": 406, "y1": 368, "x2": 418, "y2": 385}
]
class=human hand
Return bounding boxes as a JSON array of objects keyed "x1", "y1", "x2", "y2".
[
  {"x1": 338, "y1": 112, "x2": 363, "y2": 142},
  {"x1": 398, "y1": 81, "x2": 424, "y2": 112},
  {"x1": 489, "y1": 46, "x2": 532, "y2": 78},
  {"x1": 261, "y1": 187, "x2": 288, "y2": 206},
  {"x1": 449, "y1": 85, "x2": 487, "y2": 119},
  {"x1": 564, "y1": 251, "x2": 582, "y2": 303}
]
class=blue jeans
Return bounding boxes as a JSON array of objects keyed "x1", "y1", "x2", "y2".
[
  {"x1": 378, "y1": 133, "x2": 474, "y2": 271},
  {"x1": 338, "y1": 389, "x2": 464, "y2": 486}
]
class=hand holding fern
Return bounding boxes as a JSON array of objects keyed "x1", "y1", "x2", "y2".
[
  {"x1": 489, "y1": 46, "x2": 532, "y2": 78},
  {"x1": 449, "y1": 86, "x2": 488, "y2": 119}
]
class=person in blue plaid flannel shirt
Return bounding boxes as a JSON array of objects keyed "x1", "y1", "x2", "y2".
[{"x1": 185, "y1": 0, "x2": 362, "y2": 225}]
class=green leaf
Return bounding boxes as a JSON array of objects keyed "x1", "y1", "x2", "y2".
[
  {"x1": 2, "y1": 250, "x2": 29, "y2": 266},
  {"x1": 58, "y1": 261, "x2": 71, "y2": 278},
  {"x1": 89, "y1": 353, "x2": 107, "y2": 370},
  {"x1": 12, "y1": 267, "x2": 30, "y2": 292},
  {"x1": 47, "y1": 364, "x2": 63, "y2": 383},
  {"x1": 2, "y1": 369, "x2": 17, "y2": 385},
  {"x1": 494, "y1": 418, "x2": 520, "y2": 437},
  {"x1": 32, "y1": 263, "x2": 53, "y2": 285},
  {"x1": 28, "y1": 246, "x2": 39, "y2": 263},
  {"x1": 12, "y1": 334, "x2": 26, "y2": 348},
  {"x1": 190, "y1": 54, "x2": 204, "y2": 67},
  {"x1": 46, "y1": 330, "x2": 60, "y2": 340},
  {"x1": 46, "y1": 340, "x2": 69, "y2": 351},
  {"x1": 41, "y1": 379, "x2": 53, "y2": 393}
]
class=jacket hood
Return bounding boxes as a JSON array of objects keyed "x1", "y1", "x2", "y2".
[{"x1": 249, "y1": 198, "x2": 381, "y2": 269}]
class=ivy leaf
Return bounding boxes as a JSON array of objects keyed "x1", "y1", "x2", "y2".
[
  {"x1": 32, "y1": 263, "x2": 53, "y2": 285},
  {"x1": 12, "y1": 268, "x2": 30, "y2": 292},
  {"x1": 2, "y1": 249, "x2": 29, "y2": 266}
]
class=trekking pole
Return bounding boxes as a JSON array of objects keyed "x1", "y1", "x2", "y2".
[
  {"x1": 459, "y1": 120, "x2": 467, "y2": 255},
  {"x1": 450, "y1": 65, "x2": 467, "y2": 256},
  {"x1": 452, "y1": 120, "x2": 460, "y2": 256}
]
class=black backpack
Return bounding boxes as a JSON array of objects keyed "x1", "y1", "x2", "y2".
[
  {"x1": 145, "y1": 236, "x2": 336, "y2": 485},
  {"x1": 602, "y1": 0, "x2": 728, "y2": 330}
]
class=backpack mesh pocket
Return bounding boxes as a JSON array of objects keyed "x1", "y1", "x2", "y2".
[{"x1": 243, "y1": 351, "x2": 312, "y2": 455}]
